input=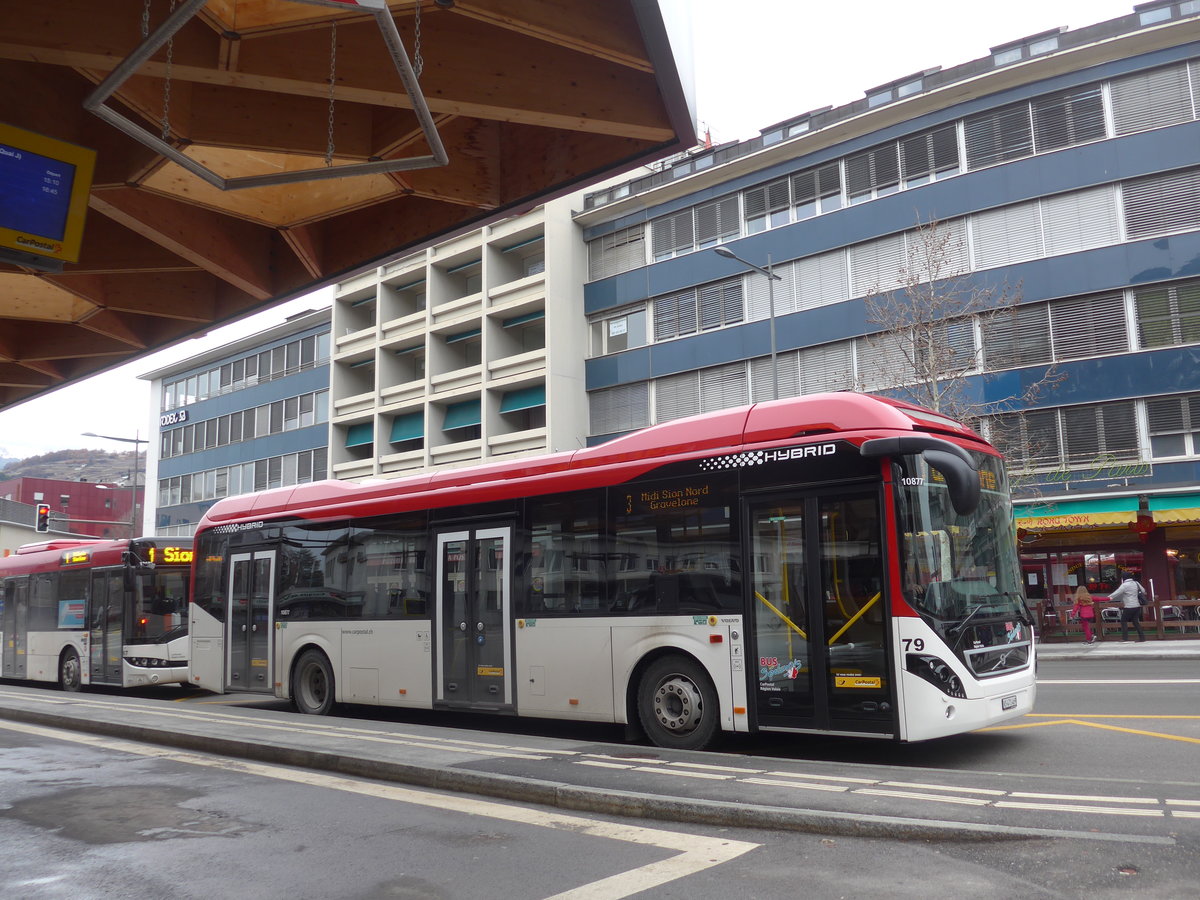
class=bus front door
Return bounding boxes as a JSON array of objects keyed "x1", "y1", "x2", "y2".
[
  {"x1": 2, "y1": 578, "x2": 29, "y2": 679},
  {"x1": 435, "y1": 527, "x2": 512, "y2": 710},
  {"x1": 747, "y1": 490, "x2": 894, "y2": 736},
  {"x1": 226, "y1": 551, "x2": 276, "y2": 693},
  {"x1": 88, "y1": 570, "x2": 124, "y2": 685}
]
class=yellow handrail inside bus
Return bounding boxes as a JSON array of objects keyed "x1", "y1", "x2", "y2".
[
  {"x1": 826, "y1": 591, "x2": 881, "y2": 646},
  {"x1": 754, "y1": 590, "x2": 807, "y2": 639}
]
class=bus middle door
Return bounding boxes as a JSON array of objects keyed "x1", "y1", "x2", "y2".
[
  {"x1": 226, "y1": 550, "x2": 277, "y2": 693},
  {"x1": 2, "y1": 578, "x2": 29, "y2": 679},
  {"x1": 435, "y1": 527, "x2": 512, "y2": 710}
]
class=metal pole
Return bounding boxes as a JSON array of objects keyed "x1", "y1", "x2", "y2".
[
  {"x1": 131, "y1": 431, "x2": 141, "y2": 539},
  {"x1": 767, "y1": 254, "x2": 777, "y2": 401}
]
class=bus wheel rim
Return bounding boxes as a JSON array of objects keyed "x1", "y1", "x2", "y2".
[
  {"x1": 63, "y1": 655, "x2": 80, "y2": 688},
  {"x1": 652, "y1": 676, "x2": 702, "y2": 733}
]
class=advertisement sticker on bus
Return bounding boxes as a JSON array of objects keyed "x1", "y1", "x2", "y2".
[{"x1": 57, "y1": 599, "x2": 85, "y2": 628}]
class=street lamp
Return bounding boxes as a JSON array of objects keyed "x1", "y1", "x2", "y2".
[
  {"x1": 714, "y1": 246, "x2": 783, "y2": 400},
  {"x1": 82, "y1": 431, "x2": 146, "y2": 538}
]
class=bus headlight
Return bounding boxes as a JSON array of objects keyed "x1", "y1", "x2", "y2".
[{"x1": 906, "y1": 653, "x2": 966, "y2": 699}]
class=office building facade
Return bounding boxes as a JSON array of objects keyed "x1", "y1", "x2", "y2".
[{"x1": 144, "y1": 309, "x2": 331, "y2": 537}]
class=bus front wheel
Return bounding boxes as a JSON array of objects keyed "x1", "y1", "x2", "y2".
[
  {"x1": 292, "y1": 649, "x2": 335, "y2": 715},
  {"x1": 636, "y1": 655, "x2": 718, "y2": 751},
  {"x1": 59, "y1": 649, "x2": 82, "y2": 692}
]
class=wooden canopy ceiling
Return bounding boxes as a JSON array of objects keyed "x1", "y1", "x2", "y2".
[{"x1": 0, "y1": 0, "x2": 694, "y2": 412}]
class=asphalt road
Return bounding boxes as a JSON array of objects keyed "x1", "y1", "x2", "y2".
[{"x1": 2, "y1": 716, "x2": 1197, "y2": 900}]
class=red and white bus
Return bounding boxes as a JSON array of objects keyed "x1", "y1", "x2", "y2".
[
  {"x1": 1, "y1": 538, "x2": 192, "y2": 691},
  {"x1": 188, "y1": 393, "x2": 1035, "y2": 749}
]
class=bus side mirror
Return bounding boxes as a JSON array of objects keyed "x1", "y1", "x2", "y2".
[{"x1": 860, "y1": 435, "x2": 981, "y2": 517}]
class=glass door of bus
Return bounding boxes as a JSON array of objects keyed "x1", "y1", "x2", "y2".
[
  {"x1": 434, "y1": 526, "x2": 512, "y2": 709},
  {"x1": 2, "y1": 578, "x2": 29, "y2": 679},
  {"x1": 88, "y1": 570, "x2": 124, "y2": 684},
  {"x1": 747, "y1": 489, "x2": 894, "y2": 735},
  {"x1": 226, "y1": 551, "x2": 276, "y2": 693}
]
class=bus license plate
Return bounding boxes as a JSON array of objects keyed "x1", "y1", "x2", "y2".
[{"x1": 1001, "y1": 694, "x2": 1017, "y2": 711}]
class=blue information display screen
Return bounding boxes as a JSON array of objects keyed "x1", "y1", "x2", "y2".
[{"x1": 0, "y1": 141, "x2": 77, "y2": 241}]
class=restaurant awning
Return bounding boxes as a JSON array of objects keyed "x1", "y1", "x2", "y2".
[
  {"x1": 1014, "y1": 497, "x2": 1140, "y2": 531},
  {"x1": 1149, "y1": 493, "x2": 1200, "y2": 525}
]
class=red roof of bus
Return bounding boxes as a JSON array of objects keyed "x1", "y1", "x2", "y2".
[{"x1": 197, "y1": 392, "x2": 987, "y2": 530}]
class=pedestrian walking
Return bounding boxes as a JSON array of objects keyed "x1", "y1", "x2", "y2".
[
  {"x1": 1070, "y1": 585, "x2": 1096, "y2": 644},
  {"x1": 1108, "y1": 573, "x2": 1147, "y2": 642}
]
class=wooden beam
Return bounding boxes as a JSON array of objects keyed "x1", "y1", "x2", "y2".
[
  {"x1": 89, "y1": 188, "x2": 277, "y2": 300},
  {"x1": 452, "y1": 0, "x2": 653, "y2": 72},
  {"x1": 48, "y1": 271, "x2": 222, "y2": 322},
  {"x1": 0, "y1": 275, "x2": 97, "y2": 323}
]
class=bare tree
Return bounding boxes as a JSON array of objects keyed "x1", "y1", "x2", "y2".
[{"x1": 857, "y1": 217, "x2": 1062, "y2": 458}]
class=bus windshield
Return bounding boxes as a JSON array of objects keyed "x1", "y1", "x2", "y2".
[
  {"x1": 895, "y1": 450, "x2": 1031, "y2": 676},
  {"x1": 130, "y1": 568, "x2": 190, "y2": 644}
]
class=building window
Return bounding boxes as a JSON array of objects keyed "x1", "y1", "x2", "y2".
[
  {"x1": 1136, "y1": 280, "x2": 1200, "y2": 348},
  {"x1": 1147, "y1": 393, "x2": 1200, "y2": 458},
  {"x1": 590, "y1": 307, "x2": 648, "y2": 356}
]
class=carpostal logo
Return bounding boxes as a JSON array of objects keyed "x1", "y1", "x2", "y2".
[
  {"x1": 699, "y1": 443, "x2": 837, "y2": 472},
  {"x1": 16, "y1": 234, "x2": 61, "y2": 254}
]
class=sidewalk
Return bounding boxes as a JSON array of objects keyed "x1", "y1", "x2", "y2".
[{"x1": 1035, "y1": 637, "x2": 1200, "y2": 661}]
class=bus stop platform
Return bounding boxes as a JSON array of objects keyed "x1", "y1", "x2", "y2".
[{"x1": 0, "y1": 665, "x2": 1196, "y2": 848}]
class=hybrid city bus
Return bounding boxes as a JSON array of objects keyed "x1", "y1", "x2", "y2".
[
  {"x1": 188, "y1": 393, "x2": 1035, "y2": 749},
  {"x1": 1, "y1": 538, "x2": 193, "y2": 691}
]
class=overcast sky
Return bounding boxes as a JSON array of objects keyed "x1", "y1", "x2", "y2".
[{"x1": 0, "y1": 0, "x2": 1139, "y2": 460}]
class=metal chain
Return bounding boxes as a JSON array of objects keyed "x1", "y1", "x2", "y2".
[
  {"x1": 326, "y1": 20, "x2": 338, "y2": 166},
  {"x1": 161, "y1": 0, "x2": 176, "y2": 142},
  {"x1": 413, "y1": 1, "x2": 423, "y2": 80},
  {"x1": 141, "y1": 0, "x2": 151, "y2": 38}
]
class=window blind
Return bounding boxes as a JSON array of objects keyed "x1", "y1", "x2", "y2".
[
  {"x1": 1049, "y1": 292, "x2": 1128, "y2": 359},
  {"x1": 964, "y1": 102, "x2": 1034, "y2": 169},
  {"x1": 1111, "y1": 63, "x2": 1193, "y2": 136},
  {"x1": 983, "y1": 303, "x2": 1052, "y2": 368},
  {"x1": 1123, "y1": 168, "x2": 1200, "y2": 239},
  {"x1": 1040, "y1": 186, "x2": 1120, "y2": 256},
  {"x1": 901, "y1": 124, "x2": 959, "y2": 181},
  {"x1": 1031, "y1": 85, "x2": 1107, "y2": 153},
  {"x1": 655, "y1": 371, "x2": 700, "y2": 423}
]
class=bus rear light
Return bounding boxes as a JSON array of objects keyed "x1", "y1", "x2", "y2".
[
  {"x1": 733, "y1": 706, "x2": 746, "y2": 715},
  {"x1": 569, "y1": 698, "x2": 579, "y2": 705},
  {"x1": 709, "y1": 634, "x2": 723, "y2": 643}
]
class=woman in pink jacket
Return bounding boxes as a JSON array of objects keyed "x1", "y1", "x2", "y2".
[{"x1": 1070, "y1": 585, "x2": 1096, "y2": 644}]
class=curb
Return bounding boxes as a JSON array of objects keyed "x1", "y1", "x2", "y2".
[{"x1": 0, "y1": 703, "x2": 1134, "y2": 844}]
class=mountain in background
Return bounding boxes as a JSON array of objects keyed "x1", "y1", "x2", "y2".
[{"x1": 0, "y1": 448, "x2": 145, "y2": 485}]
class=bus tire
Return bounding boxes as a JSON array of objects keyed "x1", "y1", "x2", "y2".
[
  {"x1": 636, "y1": 655, "x2": 718, "y2": 751},
  {"x1": 292, "y1": 649, "x2": 335, "y2": 716},
  {"x1": 59, "y1": 649, "x2": 82, "y2": 692}
]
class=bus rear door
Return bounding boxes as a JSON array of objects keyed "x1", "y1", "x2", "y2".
[
  {"x1": 434, "y1": 526, "x2": 512, "y2": 710},
  {"x1": 226, "y1": 550, "x2": 276, "y2": 693},
  {"x1": 746, "y1": 489, "x2": 895, "y2": 736}
]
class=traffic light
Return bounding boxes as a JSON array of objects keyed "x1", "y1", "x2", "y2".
[{"x1": 35, "y1": 503, "x2": 50, "y2": 533}]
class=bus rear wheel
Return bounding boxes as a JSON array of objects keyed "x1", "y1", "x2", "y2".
[
  {"x1": 59, "y1": 649, "x2": 82, "y2": 692},
  {"x1": 637, "y1": 655, "x2": 718, "y2": 751},
  {"x1": 292, "y1": 649, "x2": 335, "y2": 715}
]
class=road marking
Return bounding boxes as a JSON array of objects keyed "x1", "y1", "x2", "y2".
[
  {"x1": 634, "y1": 766, "x2": 734, "y2": 780},
  {"x1": 856, "y1": 788, "x2": 990, "y2": 806},
  {"x1": 1009, "y1": 791, "x2": 1157, "y2": 804},
  {"x1": 741, "y1": 777, "x2": 849, "y2": 793},
  {"x1": 995, "y1": 801, "x2": 1164, "y2": 817},
  {"x1": 0, "y1": 719, "x2": 758, "y2": 900},
  {"x1": 881, "y1": 781, "x2": 1007, "y2": 796},
  {"x1": 762, "y1": 770, "x2": 878, "y2": 784}
]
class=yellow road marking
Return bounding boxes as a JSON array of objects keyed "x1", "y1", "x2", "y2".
[{"x1": 981, "y1": 716, "x2": 1200, "y2": 745}]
